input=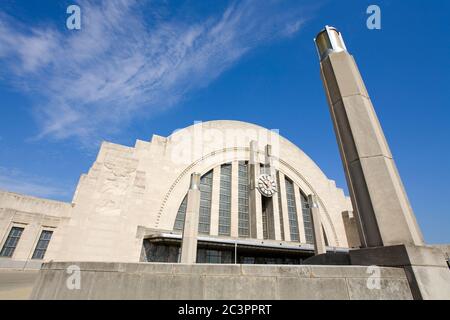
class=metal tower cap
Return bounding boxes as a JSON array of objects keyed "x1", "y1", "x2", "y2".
[{"x1": 314, "y1": 26, "x2": 347, "y2": 61}]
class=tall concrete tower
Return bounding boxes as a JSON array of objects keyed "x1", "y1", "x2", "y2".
[{"x1": 314, "y1": 26, "x2": 424, "y2": 248}]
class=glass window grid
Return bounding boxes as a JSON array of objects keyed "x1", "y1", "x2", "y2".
[
  {"x1": 173, "y1": 170, "x2": 214, "y2": 234},
  {"x1": 198, "y1": 170, "x2": 213, "y2": 234},
  {"x1": 260, "y1": 164, "x2": 270, "y2": 175},
  {"x1": 218, "y1": 164, "x2": 232, "y2": 236},
  {"x1": 143, "y1": 242, "x2": 308, "y2": 265},
  {"x1": 32, "y1": 230, "x2": 53, "y2": 260},
  {"x1": 174, "y1": 195, "x2": 188, "y2": 231},
  {"x1": 301, "y1": 193, "x2": 314, "y2": 245},
  {"x1": 197, "y1": 248, "x2": 233, "y2": 264},
  {"x1": 262, "y1": 206, "x2": 269, "y2": 240},
  {"x1": 238, "y1": 161, "x2": 250, "y2": 237},
  {"x1": 143, "y1": 241, "x2": 180, "y2": 263},
  {"x1": 285, "y1": 179, "x2": 300, "y2": 242},
  {"x1": 0, "y1": 226, "x2": 24, "y2": 258},
  {"x1": 173, "y1": 164, "x2": 314, "y2": 245}
]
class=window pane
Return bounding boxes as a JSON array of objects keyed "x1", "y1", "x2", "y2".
[
  {"x1": 198, "y1": 170, "x2": 213, "y2": 234},
  {"x1": 238, "y1": 161, "x2": 250, "y2": 237},
  {"x1": 300, "y1": 193, "x2": 314, "y2": 245},
  {"x1": 143, "y1": 241, "x2": 180, "y2": 263},
  {"x1": 285, "y1": 179, "x2": 300, "y2": 241},
  {"x1": 173, "y1": 195, "x2": 188, "y2": 231},
  {"x1": 0, "y1": 227, "x2": 24, "y2": 258},
  {"x1": 31, "y1": 230, "x2": 53, "y2": 260},
  {"x1": 218, "y1": 164, "x2": 232, "y2": 236}
]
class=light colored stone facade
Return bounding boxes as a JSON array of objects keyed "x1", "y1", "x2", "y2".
[
  {"x1": 0, "y1": 120, "x2": 355, "y2": 266},
  {"x1": 0, "y1": 191, "x2": 71, "y2": 269}
]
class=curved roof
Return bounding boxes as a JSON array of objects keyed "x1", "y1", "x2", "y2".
[{"x1": 167, "y1": 119, "x2": 325, "y2": 179}]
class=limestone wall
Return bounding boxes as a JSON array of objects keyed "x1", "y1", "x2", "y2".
[
  {"x1": 0, "y1": 191, "x2": 72, "y2": 266},
  {"x1": 0, "y1": 270, "x2": 39, "y2": 299},
  {"x1": 30, "y1": 262, "x2": 412, "y2": 300}
]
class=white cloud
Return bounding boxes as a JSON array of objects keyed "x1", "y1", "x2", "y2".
[
  {"x1": 0, "y1": 0, "x2": 311, "y2": 146},
  {"x1": 0, "y1": 167, "x2": 71, "y2": 200}
]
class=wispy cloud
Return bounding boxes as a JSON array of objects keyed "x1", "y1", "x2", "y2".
[
  {"x1": 0, "y1": 167, "x2": 71, "y2": 200},
  {"x1": 0, "y1": 0, "x2": 311, "y2": 145}
]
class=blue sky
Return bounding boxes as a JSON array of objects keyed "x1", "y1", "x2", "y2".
[{"x1": 0, "y1": 0, "x2": 449, "y2": 243}]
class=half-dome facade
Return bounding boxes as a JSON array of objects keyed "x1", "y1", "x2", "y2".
[{"x1": 0, "y1": 120, "x2": 359, "y2": 266}]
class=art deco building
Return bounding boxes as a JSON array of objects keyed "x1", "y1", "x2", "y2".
[
  {"x1": 0, "y1": 120, "x2": 360, "y2": 268},
  {"x1": 2, "y1": 26, "x2": 448, "y2": 301}
]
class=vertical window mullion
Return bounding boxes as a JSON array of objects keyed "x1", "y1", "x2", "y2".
[
  {"x1": 238, "y1": 161, "x2": 250, "y2": 237},
  {"x1": 276, "y1": 171, "x2": 285, "y2": 241}
]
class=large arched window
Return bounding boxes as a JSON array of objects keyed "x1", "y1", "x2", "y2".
[{"x1": 172, "y1": 163, "x2": 327, "y2": 246}]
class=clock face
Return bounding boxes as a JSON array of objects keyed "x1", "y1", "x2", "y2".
[{"x1": 257, "y1": 174, "x2": 277, "y2": 198}]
